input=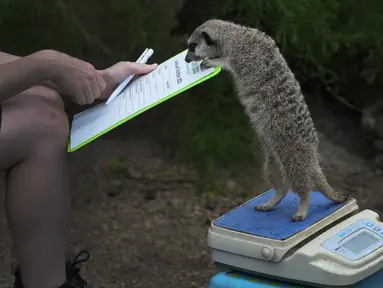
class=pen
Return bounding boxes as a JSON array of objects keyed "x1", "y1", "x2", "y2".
[{"x1": 105, "y1": 48, "x2": 154, "y2": 106}]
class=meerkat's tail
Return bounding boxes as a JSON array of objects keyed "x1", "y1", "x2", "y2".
[{"x1": 311, "y1": 165, "x2": 350, "y2": 203}]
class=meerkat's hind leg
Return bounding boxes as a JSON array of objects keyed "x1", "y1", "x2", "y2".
[
  {"x1": 261, "y1": 148, "x2": 272, "y2": 185},
  {"x1": 255, "y1": 153, "x2": 289, "y2": 212},
  {"x1": 292, "y1": 193, "x2": 311, "y2": 222},
  {"x1": 281, "y1": 154, "x2": 313, "y2": 221},
  {"x1": 255, "y1": 187, "x2": 289, "y2": 212}
]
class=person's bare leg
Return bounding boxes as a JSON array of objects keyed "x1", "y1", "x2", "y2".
[{"x1": 0, "y1": 85, "x2": 69, "y2": 288}]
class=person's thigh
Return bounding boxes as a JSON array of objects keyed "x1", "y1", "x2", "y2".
[{"x1": 0, "y1": 85, "x2": 69, "y2": 171}]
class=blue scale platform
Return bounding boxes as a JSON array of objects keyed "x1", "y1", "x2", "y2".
[{"x1": 213, "y1": 189, "x2": 346, "y2": 240}]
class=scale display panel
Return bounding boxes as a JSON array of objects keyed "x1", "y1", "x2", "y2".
[{"x1": 322, "y1": 219, "x2": 383, "y2": 261}]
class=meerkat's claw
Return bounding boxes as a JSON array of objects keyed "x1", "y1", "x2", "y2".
[
  {"x1": 292, "y1": 211, "x2": 308, "y2": 222},
  {"x1": 292, "y1": 215, "x2": 305, "y2": 222},
  {"x1": 200, "y1": 59, "x2": 213, "y2": 71},
  {"x1": 254, "y1": 203, "x2": 274, "y2": 211}
]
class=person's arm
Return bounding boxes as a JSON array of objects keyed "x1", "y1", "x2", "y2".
[
  {"x1": 0, "y1": 51, "x2": 20, "y2": 65},
  {"x1": 1, "y1": 49, "x2": 110, "y2": 105},
  {"x1": 0, "y1": 50, "x2": 56, "y2": 103},
  {"x1": 0, "y1": 51, "x2": 65, "y2": 93},
  {"x1": 0, "y1": 50, "x2": 63, "y2": 98}
]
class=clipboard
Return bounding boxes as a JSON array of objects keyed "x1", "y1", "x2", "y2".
[{"x1": 67, "y1": 49, "x2": 222, "y2": 152}]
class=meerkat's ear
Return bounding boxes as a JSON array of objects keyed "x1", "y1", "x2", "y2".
[{"x1": 201, "y1": 31, "x2": 214, "y2": 46}]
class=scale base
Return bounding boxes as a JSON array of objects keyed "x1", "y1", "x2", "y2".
[
  {"x1": 208, "y1": 189, "x2": 359, "y2": 262},
  {"x1": 209, "y1": 209, "x2": 383, "y2": 287},
  {"x1": 206, "y1": 189, "x2": 382, "y2": 287},
  {"x1": 210, "y1": 250, "x2": 339, "y2": 287}
]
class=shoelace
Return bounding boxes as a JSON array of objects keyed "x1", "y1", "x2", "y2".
[{"x1": 66, "y1": 250, "x2": 91, "y2": 288}]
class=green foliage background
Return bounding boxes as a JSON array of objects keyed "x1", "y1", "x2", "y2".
[
  {"x1": 1, "y1": 0, "x2": 383, "y2": 190},
  {"x1": 0, "y1": 0, "x2": 183, "y2": 67}
]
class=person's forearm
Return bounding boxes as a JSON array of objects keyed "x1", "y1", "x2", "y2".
[
  {"x1": 0, "y1": 51, "x2": 117, "y2": 101},
  {"x1": 0, "y1": 50, "x2": 54, "y2": 103},
  {"x1": 0, "y1": 51, "x2": 61, "y2": 94},
  {"x1": 0, "y1": 51, "x2": 20, "y2": 65}
]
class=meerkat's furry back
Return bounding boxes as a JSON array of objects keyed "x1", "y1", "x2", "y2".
[{"x1": 185, "y1": 19, "x2": 350, "y2": 221}]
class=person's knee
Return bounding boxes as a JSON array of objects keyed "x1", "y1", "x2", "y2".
[
  {"x1": 30, "y1": 98, "x2": 69, "y2": 149},
  {"x1": 2, "y1": 91, "x2": 69, "y2": 152},
  {"x1": 0, "y1": 88, "x2": 69, "y2": 170}
]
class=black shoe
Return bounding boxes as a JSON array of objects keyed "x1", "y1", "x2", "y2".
[{"x1": 13, "y1": 250, "x2": 90, "y2": 288}]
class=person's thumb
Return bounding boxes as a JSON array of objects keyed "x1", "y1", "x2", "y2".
[{"x1": 127, "y1": 62, "x2": 158, "y2": 74}]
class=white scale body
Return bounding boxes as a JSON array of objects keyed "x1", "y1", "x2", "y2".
[{"x1": 207, "y1": 192, "x2": 383, "y2": 287}]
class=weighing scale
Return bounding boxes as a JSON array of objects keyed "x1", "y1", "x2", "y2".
[{"x1": 207, "y1": 189, "x2": 383, "y2": 287}]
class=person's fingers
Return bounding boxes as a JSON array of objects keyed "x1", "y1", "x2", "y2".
[
  {"x1": 95, "y1": 71, "x2": 107, "y2": 95},
  {"x1": 126, "y1": 62, "x2": 158, "y2": 74},
  {"x1": 73, "y1": 87, "x2": 86, "y2": 105},
  {"x1": 89, "y1": 74, "x2": 100, "y2": 101},
  {"x1": 77, "y1": 95, "x2": 87, "y2": 105},
  {"x1": 83, "y1": 82, "x2": 94, "y2": 104}
]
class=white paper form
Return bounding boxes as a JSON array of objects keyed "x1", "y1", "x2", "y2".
[{"x1": 69, "y1": 50, "x2": 216, "y2": 151}]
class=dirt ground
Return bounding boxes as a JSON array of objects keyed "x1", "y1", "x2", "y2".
[{"x1": 0, "y1": 99, "x2": 383, "y2": 288}]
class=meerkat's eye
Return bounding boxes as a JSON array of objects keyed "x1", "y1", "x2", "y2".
[{"x1": 188, "y1": 43, "x2": 197, "y2": 52}]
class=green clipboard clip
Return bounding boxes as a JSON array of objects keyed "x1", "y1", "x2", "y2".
[{"x1": 67, "y1": 49, "x2": 222, "y2": 152}]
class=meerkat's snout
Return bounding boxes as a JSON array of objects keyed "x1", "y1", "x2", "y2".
[
  {"x1": 185, "y1": 41, "x2": 197, "y2": 63},
  {"x1": 185, "y1": 50, "x2": 209, "y2": 64},
  {"x1": 185, "y1": 49, "x2": 203, "y2": 63},
  {"x1": 184, "y1": 51, "x2": 194, "y2": 63}
]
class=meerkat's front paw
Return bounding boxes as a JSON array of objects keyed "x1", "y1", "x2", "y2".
[
  {"x1": 254, "y1": 203, "x2": 274, "y2": 211},
  {"x1": 200, "y1": 59, "x2": 213, "y2": 71}
]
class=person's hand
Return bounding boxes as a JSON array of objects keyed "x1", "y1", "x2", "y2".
[
  {"x1": 34, "y1": 50, "x2": 107, "y2": 105},
  {"x1": 98, "y1": 61, "x2": 158, "y2": 101}
]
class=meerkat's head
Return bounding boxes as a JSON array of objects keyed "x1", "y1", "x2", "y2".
[
  {"x1": 185, "y1": 19, "x2": 278, "y2": 72},
  {"x1": 184, "y1": 19, "x2": 229, "y2": 64}
]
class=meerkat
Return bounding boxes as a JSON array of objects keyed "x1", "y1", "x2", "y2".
[{"x1": 184, "y1": 19, "x2": 350, "y2": 221}]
